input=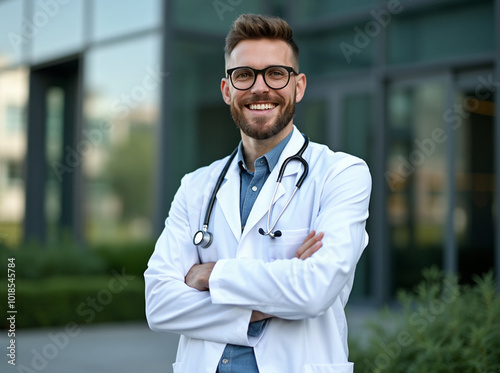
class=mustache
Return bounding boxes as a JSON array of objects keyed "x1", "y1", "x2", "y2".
[{"x1": 239, "y1": 96, "x2": 284, "y2": 106}]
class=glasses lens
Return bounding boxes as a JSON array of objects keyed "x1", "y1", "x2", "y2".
[
  {"x1": 264, "y1": 66, "x2": 290, "y2": 89},
  {"x1": 231, "y1": 68, "x2": 255, "y2": 90}
]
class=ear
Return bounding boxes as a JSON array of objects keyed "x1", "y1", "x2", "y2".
[
  {"x1": 294, "y1": 73, "x2": 307, "y2": 103},
  {"x1": 221, "y1": 78, "x2": 231, "y2": 106}
]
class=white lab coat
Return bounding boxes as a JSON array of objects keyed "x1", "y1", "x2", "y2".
[{"x1": 145, "y1": 126, "x2": 371, "y2": 373}]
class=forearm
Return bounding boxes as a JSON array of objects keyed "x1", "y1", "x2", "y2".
[
  {"x1": 145, "y1": 203, "x2": 252, "y2": 345},
  {"x1": 145, "y1": 268, "x2": 254, "y2": 345},
  {"x1": 208, "y1": 253, "x2": 354, "y2": 320},
  {"x1": 184, "y1": 231, "x2": 324, "y2": 320}
]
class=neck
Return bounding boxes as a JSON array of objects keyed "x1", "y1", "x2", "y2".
[{"x1": 241, "y1": 125, "x2": 293, "y2": 172}]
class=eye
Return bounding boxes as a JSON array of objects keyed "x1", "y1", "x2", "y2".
[
  {"x1": 267, "y1": 68, "x2": 287, "y2": 79},
  {"x1": 233, "y1": 69, "x2": 253, "y2": 80}
]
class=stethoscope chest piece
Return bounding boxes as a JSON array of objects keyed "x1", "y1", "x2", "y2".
[{"x1": 193, "y1": 226, "x2": 212, "y2": 248}]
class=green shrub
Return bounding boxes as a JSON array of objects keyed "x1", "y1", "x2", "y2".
[
  {"x1": 0, "y1": 241, "x2": 107, "y2": 279},
  {"x1": 0, "y1": 240, "x2": 153, "y2": 328},
  {"x1": 350, "y1": 268, "x2": 500, "y2": 373},
  {"x1": 0, "y1": 240, "x2": 155, "y2": 279},
  {"x1": 0, "y1": 275, "x2": 145, "y2": 329},
  {"x1": 93, "y1": 241, "x2": 155, "y2": 277}
]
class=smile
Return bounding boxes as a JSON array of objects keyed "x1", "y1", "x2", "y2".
[{"x1": 247, "y1": 103, "x2": 277, "y2": 110}]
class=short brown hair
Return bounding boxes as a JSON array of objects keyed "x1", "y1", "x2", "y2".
[{"x1": 225, "y1": 14, "x2": 299, "y2": 69}]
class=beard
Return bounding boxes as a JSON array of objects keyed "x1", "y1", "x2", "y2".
[{"x1": 230, "y1": 94, "x2": 296, "y2": 140}]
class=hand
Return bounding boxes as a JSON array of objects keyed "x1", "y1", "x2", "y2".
[
  {"x1": 185, "y1": 262, "x2": 216, "y2": 291},
  {"x1": 250, "y1": 310, "x2": 273, "y2": 323},
  {"x1": 295, "y1": 230, "x2": 324, "y2": 260}
]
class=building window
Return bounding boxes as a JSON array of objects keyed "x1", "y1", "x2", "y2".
[{"x1": 386, "y1": 80, "x2": 447, "y2": 293}]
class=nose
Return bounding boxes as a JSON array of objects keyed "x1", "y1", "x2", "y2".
[{"x1": 250, "y1": 72, "x2": 269, "y2": 94}]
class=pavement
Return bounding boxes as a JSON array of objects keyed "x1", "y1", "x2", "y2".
[
  {"x1": 2, "y1": 322, "x2": 180, "y2": 373},
  {"x1": 2, "y1": 307, "x2": 375, "y2": 373}
]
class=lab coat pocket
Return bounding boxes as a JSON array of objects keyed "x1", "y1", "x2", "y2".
[
  {"x1": 265, "y1": 228, "x2": 309, "y2": 260},
  {"x1": 303, "y1": 362, "x2": 354, "y2": 373}
]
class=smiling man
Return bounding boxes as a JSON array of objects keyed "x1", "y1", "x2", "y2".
[
  {"x1": 222, "y1": 36, "x2": 305, "y2": 171},
  {"x1": 145, "y1": 14, "x2": 371, "y2": 373}
]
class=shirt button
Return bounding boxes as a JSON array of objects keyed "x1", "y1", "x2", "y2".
[
  {"x1": 252, "y1": 186, "x2": 258, "y2": 192},
  {"x1": 222, "y1": 358, "x2": 229, "y2": 364}
]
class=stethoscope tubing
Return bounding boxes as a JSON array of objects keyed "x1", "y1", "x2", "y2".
[
  {"x1": 202, "y1": 148, "x2": 238, "y2": 228},
  {"x1": 259, "y1": 135, "x2": 309, "y2": 238},
  {"x1": 194, "y1": 133, "x2": 309, "y2": 247}
]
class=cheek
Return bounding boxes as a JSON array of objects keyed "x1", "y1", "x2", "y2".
[
  {"x1": 230, "y1": 93, "x2": 246, "y2": 108},
  {"x1": 230, "y1": 95, "x2": 239, "y2": 108}
]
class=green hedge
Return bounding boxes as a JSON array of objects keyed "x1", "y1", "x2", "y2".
[
  {"x1": 349, "y1": 268, "x2": 500, "y2": 373},
  {"x1": 0, "y1": 275, "x2": 145, "y2": 329},
  {"x1": 0, "y1": 240, "x2": 155, "y2": 279},
  {"x1": 0, "y1": 240, "x2": 154, "y2": 328}
]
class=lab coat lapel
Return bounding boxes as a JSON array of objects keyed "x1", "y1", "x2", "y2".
[
  {"x1": 216, "y1": 160, "x2": 242, "y2": 242},
  {"x1": 241, "y1": 127, "x2": 305, "y2": 240}
]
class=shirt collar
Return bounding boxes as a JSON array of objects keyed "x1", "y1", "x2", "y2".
[{"x1": 237, "y1": 130, "x2": 293, "y2": 174}]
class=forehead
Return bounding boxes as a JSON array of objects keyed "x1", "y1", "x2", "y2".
[{"x1": 227, "y1": 39, "x2": 294, "y2": 69}]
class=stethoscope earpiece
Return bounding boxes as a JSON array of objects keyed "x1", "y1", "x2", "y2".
[{"x1": 258, "y1": 228, "x2": 282, "y2": 239}]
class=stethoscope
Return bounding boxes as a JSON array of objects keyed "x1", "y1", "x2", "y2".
[{"x1": 193, "y1": 133, "x2": 309, "y2": 248}]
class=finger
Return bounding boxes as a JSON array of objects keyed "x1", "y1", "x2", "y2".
[
  {"x1": 302, "y1": 230, "x2": 316, "y2": 244},
  {"x1": 295, "y1": 231, "x2": 323, "y2": 258},
  {"x1": 299, "y1": 240, "x2": 323, "y2": 260},
  {"x1": 298, "y1": 232, "x2": 324, "y2": 259},
  {"x1": 295, "y1": 231, "x2": 318, "y2": 258}
]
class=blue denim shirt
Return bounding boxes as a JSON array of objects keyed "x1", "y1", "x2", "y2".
[{"x1": 217, "y1": 132, "x2": 292, "y2": 373}]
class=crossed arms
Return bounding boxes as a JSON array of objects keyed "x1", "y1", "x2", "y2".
[
  {"x1": 145, "y1": 158, "x2": 371, "y2": 345},
  {"x1": 185, "y1": 231, "x2": 324, "y2": 322}
]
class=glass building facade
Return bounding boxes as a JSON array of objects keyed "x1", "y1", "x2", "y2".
[{"x1": 0, "y1": 0, "x2": 498, "y2": 304}]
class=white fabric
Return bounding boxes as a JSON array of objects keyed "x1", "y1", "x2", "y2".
[{"x1": 145, "y1": 126, "x2": 371, "y2": 373}]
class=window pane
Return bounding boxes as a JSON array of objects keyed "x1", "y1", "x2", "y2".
[
  {"x1": 342, "y1": 93, "x2": 372, "y2": 160},
  {"x1": 388, "y1": 2, "x2": 494, "y2": 65},
  {"x1": 0, "y1": 67, "x2": 28, "y2": 246},
  {"x1": 386, "y1": 81, "x2": 447, "y2": 293},
  {"x1": 171, "y1": 0, "x2": 264, "y2": 33},
  {"x1": 0, "y1": 0, "x2": 23, "y2": 68},
  {"x1": 342, "y1": 93, "x2": 373, "y2": 299},
  {"x1": 45, "y1": 87, "x2": 64, "y2": 243},
  {"x1": 455, "y1": 88, "x2": 495, "y2": 284},
  {"x1": 84, "y1": 35, "x2": 161, "y2": 244},
  {"x1": 92, "y1": 0, "x2": 161, "y2": 41},
  {"x1": 298, "y1": 27, "x2": 373, "y2": 76},
  {"x1": 31, "y1": 0, "x2": 85, "y2": 64},
  {"x1": 170, "y1": 38, "x2": 239, "y2": 179},
  {"x1": 298, "y1": 100, "x2": 327, "y2": 144},
  {"x1": 294, "y1": 0, "x2": 375, "y2": 24}
]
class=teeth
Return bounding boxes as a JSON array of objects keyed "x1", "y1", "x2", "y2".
[{"x1": 249, "y1": 103, "x2": 276, "y2": 110}]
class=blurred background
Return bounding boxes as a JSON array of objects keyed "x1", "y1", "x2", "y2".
[{"x1": 0, "y1": 0, "x2": 498, "y2": 371}]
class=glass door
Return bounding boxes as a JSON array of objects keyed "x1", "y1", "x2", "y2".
[
  {"x1": 25, "y1": 57, "x2": 82, "y2": 245},
  {"x1": 454, "y1": 70, "x2": 495, "y2": 284},
  {"x1": 386, "y1": 76, "x2": 449, "y2": 294}
]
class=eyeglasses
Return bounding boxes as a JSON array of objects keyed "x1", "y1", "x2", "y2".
[{"x1": 226, "y1": 65, "x2": 298, "y2": 91}]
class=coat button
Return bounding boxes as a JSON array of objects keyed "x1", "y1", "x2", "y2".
[
  {"x1": 222, "y1": 358, "x2": 229, "y2": 364},
  {"x1": 252, "y1": 186, "x2": 257, "y2": 192}
]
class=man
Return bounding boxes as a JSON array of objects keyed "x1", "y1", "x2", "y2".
[{"x1": 145, "y1": 13, "x2": 371, "y2": 373}]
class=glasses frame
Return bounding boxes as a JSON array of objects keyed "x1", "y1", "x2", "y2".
[{"x1": 226, "y1": 65, "x2": 298, "y2": 91}]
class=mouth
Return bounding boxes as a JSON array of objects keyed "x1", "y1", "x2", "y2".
[{"x1": 246, "y1": 102, "x2": 278, "y2": 111}]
